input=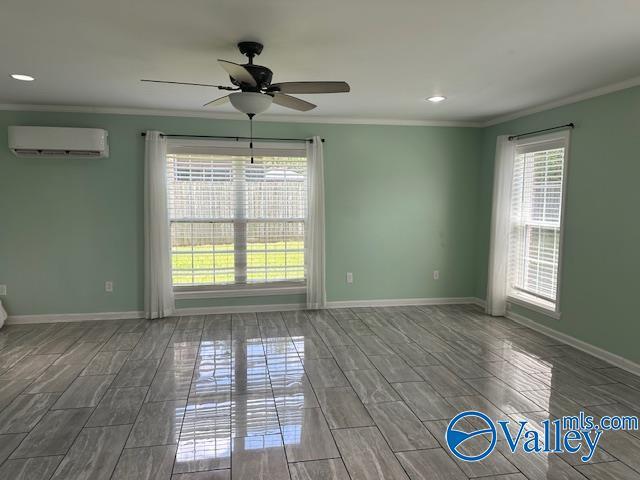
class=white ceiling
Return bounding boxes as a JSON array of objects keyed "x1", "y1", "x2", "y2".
[{"x1": 2, "y1": 0, "x2": 640, "y2": 124}]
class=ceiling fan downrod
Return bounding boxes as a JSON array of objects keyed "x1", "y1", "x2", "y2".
[{"x1": 238, "y1": 41, "x2": 263, "y2": 65}]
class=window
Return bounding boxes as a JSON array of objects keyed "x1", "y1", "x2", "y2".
[
  {"x1": 507, "y1": 132, "x2": 569, "y2": 312},
  {"x1": 166, "y1": 140, "x2": 307, "y2": 291}
]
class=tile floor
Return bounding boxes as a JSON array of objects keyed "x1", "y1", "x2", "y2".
[{"x1": 0, "y1": 304, "x2": 639, "y2": 479}]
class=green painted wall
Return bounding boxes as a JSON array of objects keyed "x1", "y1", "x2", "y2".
[
  {"x1": 475, "y1": 86, "x2": 640, "y2": 363},
  {"x1": 3, "y1": 86, "x2": 639, "y2": 364},
  {"x1": 0, "y1": 111, "x2": 482, "y2": 315}
]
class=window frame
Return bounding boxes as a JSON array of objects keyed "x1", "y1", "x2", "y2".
[
  {"x1": 506, "y1": 130, "x2": 571, "y2": 319},
  {"x1": 166, "y1": 138, "x2": 308, "y2": 298}
]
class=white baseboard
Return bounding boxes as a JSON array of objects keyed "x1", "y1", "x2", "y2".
[
  {"x1": 7, "y1": 310, "x2": 144, "y2": 325},
  {"x1": 326, "y1": 296, "x2": 481, "y2": 309},
  {"x1": 175, "y1": 303, "x2": 306, "y2": 316},
  {"x1": 175, "y1": 296, "x2": 482, "y2": 314},
  {"x1": 4, "y1": 296, "x2": 485, "y2": 325},
  {"x1": 471, "y1": 297, "x2": 486, "y2": 308},
  {"x1": 505, "y1": 310, "x2": 640, "y2": 377}
]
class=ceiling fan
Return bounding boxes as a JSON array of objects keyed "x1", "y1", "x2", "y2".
[{"x1": 141, "y1": 41, "x2": 350, "y2": 117}]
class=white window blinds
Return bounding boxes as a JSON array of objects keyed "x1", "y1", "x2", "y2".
[
  {"x1": 508, "y1": 133, "x2": 569, "y2": 310},
  {"x1": 166, "y1": 141, "x2": 307, "y2": 288}
]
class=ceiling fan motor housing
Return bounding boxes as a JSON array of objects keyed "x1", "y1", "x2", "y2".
[
  {"x1": 231, "y1": 64, "x2": 272, "y2": 91},
  {"x1": 230, "y1": 41, "x2": 273, "y2": 91}
]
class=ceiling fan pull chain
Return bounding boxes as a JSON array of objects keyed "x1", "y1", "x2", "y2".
[{"x1": 248, "y1": 113, "x2": 254, "y2": 163}]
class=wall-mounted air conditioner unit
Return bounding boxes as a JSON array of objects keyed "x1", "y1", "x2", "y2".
[{"x1": 8, "y1": 126, "x2": 109, "y2": 158}]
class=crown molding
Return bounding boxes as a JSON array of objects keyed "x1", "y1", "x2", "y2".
[
  {"x1": 3, "y1": 74, "x2": 640, "y2": 129},
  {"x1": 0, "y1": 103, "x2": 481, "y2": 128},
  {"x1": 482, "y1": 75, "x2": 640, "y2": 127}
]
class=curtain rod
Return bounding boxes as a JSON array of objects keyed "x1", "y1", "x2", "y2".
[
  {"x1": 140, "y1": 132, "x2": 324, "y2": 143},
  {"x1": 508, "y1": 123, "x2": 574, "y2": 141}
]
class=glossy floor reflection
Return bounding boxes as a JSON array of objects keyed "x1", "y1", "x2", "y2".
[{"x1": 0, "y1": 305, "x2": 639, "y2": 479}]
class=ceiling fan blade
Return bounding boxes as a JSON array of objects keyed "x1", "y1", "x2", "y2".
[
  {"x1": 269, "y1": 81, "x2": 350, "y2": 94},
  {"x1": 203, "y1": 95, "x2": 230, "y2": 107},
  {"x1": 217, "y1": 60, "x2": 257, "y2": 86},
  {"x1": 141, "y1": 79, "x2": 230, "y2": 89},
  {"x1": 271, "y1": 93, "x2": 316, "y2": 112}
]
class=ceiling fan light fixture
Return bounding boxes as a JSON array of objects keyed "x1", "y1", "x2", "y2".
[
  {"x1": 427, "y1": 95, "x2": 446, "y2": 103},
  {"x1": 229, "y1": 92, "x2": 273, "y2": 115}
]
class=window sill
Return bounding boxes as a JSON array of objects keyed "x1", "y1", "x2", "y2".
[
  {"x1": 507, "y1": 294, "x2": 561, "y2": 320},
  {"x1": 174, "y1": 283, "x2": 306, "y2": 300}
]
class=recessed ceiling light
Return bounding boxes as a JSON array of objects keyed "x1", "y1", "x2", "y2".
[
  {"x1": 427, "y1": 95, "x2": 446, "y2": 103},
  {"x1": 11, "y1": 74, "x2": 35, "y2": 82}
]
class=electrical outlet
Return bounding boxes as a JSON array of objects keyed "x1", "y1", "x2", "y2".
[
  {"x1": 346, "y1": 272, "x2": 353, "y2": 284},
  {"x1": 433, "y1": 270, "x2": 440, "y2": 280},
  {"x1": 105, "y1": 281, "x2": 113, "y2": 293},
  {"x1": 0, "y1": 285, "x2": 6, "y2": 296}
]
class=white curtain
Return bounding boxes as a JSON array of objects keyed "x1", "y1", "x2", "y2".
[
  {"x1": 486, "y1": 135, "x2": 515, "y2": 316},
  {"x1": 306, "y1": 136, "x2": 326, "y2": 309},
  {"x1": 144, "y1": 131, "x2": 175, "y2": 319}
]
